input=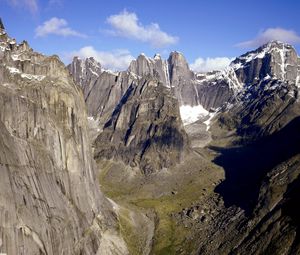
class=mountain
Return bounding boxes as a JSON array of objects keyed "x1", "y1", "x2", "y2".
[
  {"x1": 68, "y1": 58, "x2": 134, "y2": 128},
  {"x1": 71, "y1": 41, "x2": 300, "y2": 254},
  {"x1": 2, "y1": 15, "x2": 300, "y2": 255},
  {"x1": 212, "y1": 41, "x2": 300, "y2": 142},
  {"x1": 0, "y1": 20, "x2": 128, "y2": 255},
  {"x1": 93, "y1": 76, "x2": 190, "y2": 174},
  {"x1": 192, "y1": 42, "x2": 300, "y2": 254}
]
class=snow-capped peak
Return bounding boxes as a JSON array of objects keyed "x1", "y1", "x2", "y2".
[{"x1": 230, "y1": 41, "x2": 295, "y2": 70}]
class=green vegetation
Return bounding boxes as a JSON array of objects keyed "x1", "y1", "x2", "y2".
[{"x1": 97, "y1": 152, "x2": 224, "y2": 254}]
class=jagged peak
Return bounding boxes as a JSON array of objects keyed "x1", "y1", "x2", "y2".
[
  {"x1": 153, "y1": 53, "x2": 161, "y2": 60},
  {"x1": 168, "y1": 51, "x2": 189, "y2": 66},
  {"x1": 71, "y1": 56, "x2": 101, "y2": 69},
  {"x1": 263, "y1": 40, "x2": 293, "y2": 49},
  {"x1": 136, "y1": 52, "x2": 156, "y2": 62},
  {"x1": 230, "y1": 40, "x2": 297, "y2": 71},
  {"x1": 169, "y1": 50, "x2": 183, "y2": 56}
]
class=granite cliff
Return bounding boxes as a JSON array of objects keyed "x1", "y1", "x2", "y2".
[{"x1": 0, "y1": 20, "x2": 128, "y2": 255}]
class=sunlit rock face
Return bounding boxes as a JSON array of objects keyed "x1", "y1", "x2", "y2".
[{"x1": 0, "y1": 21, "x2": 128, "y2": 255}]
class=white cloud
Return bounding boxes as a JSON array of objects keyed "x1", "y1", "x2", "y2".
[
  {"x1": 35, "y1": 17, "x2": 86, "y2": 38},
  {"x1": 7, "y1": 0, "x2": 38, "y2": 13},
  {"x1": 236, "y1": 27, "x2": 300, "y2": 48},
  {"x1": 106, "y1": 10, "x2": 178, "y2": 48},
  {"x1": 67, "y1": 46, "x2": 134, "y2": 71},
  {"x1": 190, "y1": 57, "x2": 232, "y2": 72}
]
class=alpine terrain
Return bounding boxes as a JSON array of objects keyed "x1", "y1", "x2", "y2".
[{"x1": 1, "y1": 16, "x2": 300, "y2": 255}]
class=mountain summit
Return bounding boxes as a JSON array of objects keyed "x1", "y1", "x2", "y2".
[{"x1": 231, "y1": 40, "x2": 299, "y2": 86}]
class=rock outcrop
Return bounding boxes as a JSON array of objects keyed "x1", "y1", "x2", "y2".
[
  {"x1": 94, "y1": 77, "x2": 190, "y2": 174},
  {"x1": 69, "y1": 40, "x2": 300, "y2": 254},
  {"x1": 67, "y1": 56, "x2": 102, "y2": 99},
  {"x1": 193, "y1": 41, "x2": 300, "y2": 255},
  {"x1": 231, "y1": 41, "x2": 299, "y2": 85},
  {"x1": 68, "y1": 58, "x2": 137, "y2": 128},
  {"x1": 128, "y1": 53, "x2": 171, "y2": 87},
  {"x1": 0, "y1": 22, "x2": 128, "y2": 255}
]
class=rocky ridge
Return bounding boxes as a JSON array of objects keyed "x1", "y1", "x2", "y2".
[
  {"x1": 0, "y1": 20, "x2": 128, "y2": 255},
  {"x1": 75, "y1": 40, "x2": 300, "y2": 254},
  {"x1": 94, "y1": 77, "x2": 190, "y2": 174},
  {"x1": 2, "y1": 13, "x2": 300, "y2": 254}
]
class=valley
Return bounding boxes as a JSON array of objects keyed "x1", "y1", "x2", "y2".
[{"x1": 1, "y1": 15, "x2": 300, "y2": 255}]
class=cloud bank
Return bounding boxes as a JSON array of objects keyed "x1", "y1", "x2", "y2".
[
  {"x1": 106, "y1": 10, "x2": 178, "y2": 48},
  {"x1": 237, "y1": 27, "x2": 300, "y2": 48},
  {"x1": 68, "y1": 46, "x2": 134, "y2": 71},
  {"x1": 190, "y1": 57, "x2": 232, "y2": 72},
  {"x1": 35, "y1": 17, "x2": 86, "y2": 38}
]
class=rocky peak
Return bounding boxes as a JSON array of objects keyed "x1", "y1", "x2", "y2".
[
  {"x1": 231, "y1": 40, "x2": 299, "y2": 85},
  {"x1": 128, "y1": 53, "x2": 171, "y2": 87},
  {"x1": 68, "y1": 56, "x2": 101, "y2": 84},
  {"x1": 168, "y1": 51, "x2": 194, "y2": 83},
  {"x1": 93, "y1": 76, "x2": 190, "y2": 174},
  {"x1": 0, "y1": 28, "x2": 69, "y2": 81},
  {"x1": 67, "y1": 56, "x2": 102, "y2": 98}
]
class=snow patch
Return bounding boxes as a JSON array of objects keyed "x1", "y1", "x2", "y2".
[
  {"x1": 102, "y1": 69, "x2": 118, "y2": 76},
  {"x1": 87, "y1": 116, "x2": 101, "y2": 132},
  {"x1": 296, "y1": 75, "x2": 300, "y2": 87},
  {"x1": 279, "y1": 44, "x2": 286, "y2": 80},
  {"x1": 21, "y1": 73, "x2": 45, "y2": 81},
  {"x1": 180, "y1": 104, "x2": 209, "y2": 125},
  {"x1": 163, "y1": 60, "x2": 171, "y2": 88},
  {"x1": 8, "y1": 67, "x2": 21, "y2": 74},
  {"x1": 263, "y1": 74, "x2": 271, "y2": 81},
  {"x1": 203, "y1": 111, "x2": 218, "y2": 131}
]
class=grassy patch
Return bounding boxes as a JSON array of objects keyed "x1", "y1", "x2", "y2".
[
  {"x1": 118, "y1": 208, "x2": 142, "y2": 255},
  {"x1": 97, "y1": 155, "x2": 223, "y2": 254}
]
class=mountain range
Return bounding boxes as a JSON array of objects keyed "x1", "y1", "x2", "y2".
[{"x1": 1, "y1": 17, "x2": 300, "y2": 254}]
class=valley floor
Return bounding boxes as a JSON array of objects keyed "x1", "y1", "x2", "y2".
[{"x1": 96, "y1": 146, "x2": 225, "y2": 254}]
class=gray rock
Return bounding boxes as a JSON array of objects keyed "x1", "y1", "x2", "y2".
[
  {"x1": 67, "y1": 56, "x2": 101, "y2": 99},
  {"x1": 0, "y1": 26, "x2": 128, "y2": 255},
  {"x1": 128, "y1": 53, "x2": 171, "y2": 87},
  {"x1": 232, "y1": 41, "x2": 299, "y2": 85},
  {"x1": 94, "y1": 77, "x2": 190, "y2": 174}
]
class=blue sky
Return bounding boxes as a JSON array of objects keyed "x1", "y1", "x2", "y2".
[{"x1": 1, "y1": 0, "x2": 300, "y2": 71}]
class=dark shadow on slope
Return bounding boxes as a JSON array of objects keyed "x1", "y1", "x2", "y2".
[
  {"x1": 211, "y1": 116, "x2": 300, "y2": 214},
  {"x1": 281, "y1": 174, "x2": 300, "y2": 253}
]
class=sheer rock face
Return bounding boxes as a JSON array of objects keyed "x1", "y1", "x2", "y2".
[
  {"x1": 212, "y1": 42, "x2": 300, "y2": 141},
  {"x1": 68, "y1": 58, "x2": 136, "y2": 127},
  {"x1": 128, "y1": 53, "x2": 171, "y2": 87},
  {"x1": 67, "y1": 56, "x2": 101, "y2": 99},
  {"x1": 232, "y1": 41, "x2": 299, "y2": 85},
  {"x1": 94, "y1": 78, "x2": 190, "y2": 175},
  {"x1": 84, "y1": 71, "x2": 135, "y2": 125},
  {"x1": 0, "y1": 26, "x2": 128, "y2": 255}
]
